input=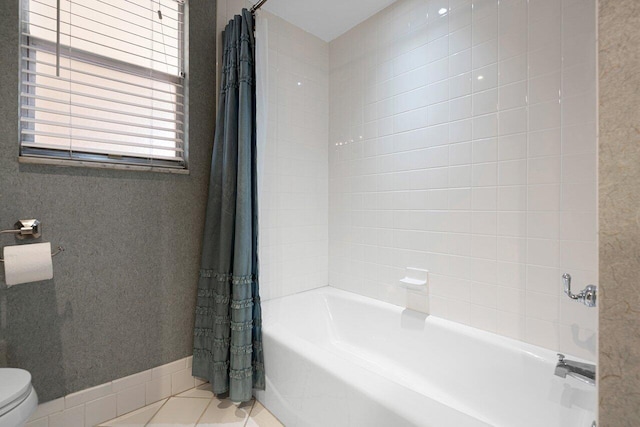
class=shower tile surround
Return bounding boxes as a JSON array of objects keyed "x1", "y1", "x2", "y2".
[
  {"x1": 328, "y1": 0, "x2": 598, "y2": 359},
  {"x1": 258, "y1": 14, "x2": 330, "y2": 300},
  {"x1": 215, "y1": 0, "x2": 600, "y2": 359},
  {"x1": 219, "y1": 0, "x2": 330, "y2": 301}
]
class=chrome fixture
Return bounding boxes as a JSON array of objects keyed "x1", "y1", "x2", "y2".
[
  {"x1": 554, "y1": 353, "x2": 596, "y2": 386},
  {"x1": 0, "y1": 219, "x2": 41, "y2": 239},
  {"x1": 250, "y1": 0, "x2": 269, "y2": 13},
  {"x1": 562, "y1": 273, "x2": 597, "y2": 308},
  {"x1": 0, "y1": 219, "x2": 64, "y2": 262}
]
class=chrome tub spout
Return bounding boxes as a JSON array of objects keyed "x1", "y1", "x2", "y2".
[{"x1": 555, "y1": 354, "x2": 596, "y2": 386}]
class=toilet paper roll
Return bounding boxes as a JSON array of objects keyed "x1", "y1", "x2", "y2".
[{"x1": 3, "y1": 242, "x2": 53, "y2": 287}]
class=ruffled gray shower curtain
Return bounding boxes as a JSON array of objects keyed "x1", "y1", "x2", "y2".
[{"x1": 192, "y1": 9, "x2": 264, "y2": 403}]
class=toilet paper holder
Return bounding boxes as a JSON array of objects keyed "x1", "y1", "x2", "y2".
[{"x1": 0, "y1": 219, "x2": 64, "y2": 262}]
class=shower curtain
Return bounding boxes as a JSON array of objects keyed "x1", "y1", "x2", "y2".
[{"x1": 192, "y1": 9, "x2": 264, "y2": 403}]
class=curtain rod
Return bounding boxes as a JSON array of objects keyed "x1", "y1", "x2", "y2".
[{"x1": 250, "y1": 0, "x2": 269, "y2": 13}]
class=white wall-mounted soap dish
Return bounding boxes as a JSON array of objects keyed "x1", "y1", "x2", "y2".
[{"x1": 400, "y1": 267, "x2": 429, "y2": 289}]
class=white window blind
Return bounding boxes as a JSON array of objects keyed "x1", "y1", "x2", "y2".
[{"x1": 19, "y1": 0, "x2": 187, "y2": 170}]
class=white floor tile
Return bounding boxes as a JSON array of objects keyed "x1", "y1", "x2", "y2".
[
  {"x1": 99, "y1": 390, "x2": 281, "y2": 427},
  {"x1": 195, "y1": 398, "x2": 253, "y2": 427},
  {"x1": 98, "y1": 399, "x2": 167, "y2": 427},
  {"x1": 177, "y1": 383, "x2": 215, "y2": 399},
  {"x1": 146, "y1": 397, "x2": 210, "y2": 427},
  {"x1": 245, "y1": 401, "x2": 283, "y2": 427}
]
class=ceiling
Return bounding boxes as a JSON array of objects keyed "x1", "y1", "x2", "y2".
[{"x1": 253, "y1": 0, "x2": 398, "y2": 42}]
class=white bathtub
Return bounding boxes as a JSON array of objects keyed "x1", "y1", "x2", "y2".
[{"x1": 255, "y1": 287, "x2": 596, "y2": 427}]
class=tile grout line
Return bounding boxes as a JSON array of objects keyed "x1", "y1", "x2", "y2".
[
  {"x1": 142, "y1": 397, "x2": 171, "y2": 427},
  {"x1": 242, "y1": 398, "x2": 257, "y2": 427},
  {"x1": 193, "y1": 394, "x2": 217, "y2": 426}
]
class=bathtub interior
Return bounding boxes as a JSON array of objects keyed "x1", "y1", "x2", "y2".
[{"x1": 260, "y1": 287, "x2": 596, "y2": 427}]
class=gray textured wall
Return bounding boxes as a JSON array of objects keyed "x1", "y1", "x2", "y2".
[
  {"x1": 0, "y1": 0, "x2": 217, "y2": 402},
  {"x1": 598, "y1": 0, "x2": 640, "y2": 425}
]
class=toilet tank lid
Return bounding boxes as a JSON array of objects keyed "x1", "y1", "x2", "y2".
[{"x1": 0, "y1": 369, "x2": 32, "y2": 410}]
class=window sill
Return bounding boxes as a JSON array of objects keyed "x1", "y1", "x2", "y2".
[{"x1": 18, "y1": 156, "x2": 190, "y2": 175}]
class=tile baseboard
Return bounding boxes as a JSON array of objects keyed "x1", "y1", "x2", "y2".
[{"x1": 26, "y1": 356, "x2": 206, "y2": 427}]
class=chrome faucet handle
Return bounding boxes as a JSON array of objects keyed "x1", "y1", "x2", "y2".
[
  {"x1": 562, "y1": 274, "x2": 573, "y2": 298},
  {"x1": 562, "y1": 273, "x2": 597, "y2": 308},
  {"x1": 557, "y1": 353, "x2": 565, "y2": 362}
]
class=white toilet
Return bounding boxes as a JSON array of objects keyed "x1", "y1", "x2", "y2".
[{"x1": 0, "y1": 369, "x2": 38, "y2": 427}]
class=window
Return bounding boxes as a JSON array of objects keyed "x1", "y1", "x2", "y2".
[{"x1": 19, "y1": 0, "x2": 187, "y2": 171}]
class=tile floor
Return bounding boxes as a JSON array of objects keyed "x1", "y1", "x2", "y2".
[{"x1": 98, "y1": 384, "x2": 283, "y2": 427}]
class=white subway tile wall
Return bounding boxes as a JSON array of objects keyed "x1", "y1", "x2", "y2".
[
  {"x1": 219, "y1": 3, "x2": 330, "y2": 301},
  {"x1": 328, "y1": 0, "x2": 597, "y2": 360},
  {"x1": 257, "y1": 12, "x2": 330, "y2": 300}
]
